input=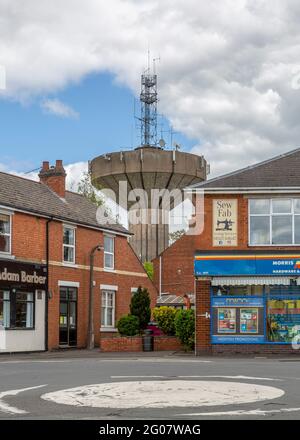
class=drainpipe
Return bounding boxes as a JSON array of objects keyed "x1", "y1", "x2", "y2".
[
  {"x1": 159, "y1": 255, "x2": 162, "y2": 298},
  {"x1": 45, "y1": 217, "x2": 53, "y2": 352},
  {"x1": 87, "y1": 244, "x2": 104, "y2": 350}
]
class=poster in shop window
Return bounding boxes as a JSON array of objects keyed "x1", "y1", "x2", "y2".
[
  {"x1": 213, "y1": 199, "x2": 238, "y2": 246},
  {"x1": 240, "y1": 308, "x2": 258, "y2": 333},
  {"x1": 217, "y1": 308, "x2": 236, "y2": 333}
]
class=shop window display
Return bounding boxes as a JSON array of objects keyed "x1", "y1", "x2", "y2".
[
  {"x1": 267, "y1": 299, "x2": 300, "y2": 343},
  {"x1": 217, "y1": 308, "x2": 236, "y2": 333},
  {"x1": 240, "y1": 308, "x2": 258, "y2": 333}
]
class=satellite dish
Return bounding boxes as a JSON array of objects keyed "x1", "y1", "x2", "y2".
[{"x1": 159, "y1": 138, "x2": 166, "y2": 148}]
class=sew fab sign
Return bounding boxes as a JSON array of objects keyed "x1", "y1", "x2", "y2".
[{"x1": 213, "y1": 199, "x2": 238, "y2": 247}]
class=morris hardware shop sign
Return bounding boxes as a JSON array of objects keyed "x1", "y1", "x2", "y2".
[{"x1": 0, "y1": 260, "x2": 47, "y2": 290}]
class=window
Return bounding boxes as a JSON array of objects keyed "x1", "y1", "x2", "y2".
[
  {"x1": 101, "y1": 290, "x2": 115, "y2": 327},
  {"x1": 104, "y1": 236, "x2": 114, "y2": 270},
  {"x1": 0, "y1": 291, "x2": 10, "y2": 327},
  {"x1": 267, "y1": 298, "x2": 300, "y2": 342},
  {"x1": 217, "y1": 308, "x2": 236, "y2": 333},
  {"x1": 63, "y1": 226, "x2": 75, "y2": 264},
  {"x1": 249, "y1": 198, "x2": 300, "y2": 245},
  {"x1": 0, "y1": 291, "x2": 34, "y2": 329},
  {"x1": 240, "y1": 308, "x2": 258, "y2": 333},
  {"x1": 0, "y1": 214, "x2": 11, "y2": 253}
]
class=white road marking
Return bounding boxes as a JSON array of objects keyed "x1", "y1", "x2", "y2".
[
  {"x1": 0, "y1": 358, "x2": 212, "y2": 365},
  {"x1": 101, "y1": 359, "x2": 212, "y2": 363},
  {"x1": 177, "y1": 375, "x2": 282, "y2": 381},
  {"x1": 41, "y1": 380, "x2": 284, "y2": 409},
  {"x1": 0, "y1": 360, "x2": 74, "y2": 364},
  {"x1": 0, "y1": 385, "x2": 47, "y2": 415},
  {"x1": 111, "y1": 376, "x2": 166, "y2": 378},
  {"x1": 111, "y1": 375, "x2": 281, "y2": 381},
  {"x1": 179, "y1": 407, "x2": 300, "y2": 416}
]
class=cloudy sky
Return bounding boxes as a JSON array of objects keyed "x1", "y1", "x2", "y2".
[{"x1": 1, "y1": 0, "x2": 300, "y2": 185}]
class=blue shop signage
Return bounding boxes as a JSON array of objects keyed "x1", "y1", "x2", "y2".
[
  {"x1": 212, "y1": 296, "x2": 264, "y2": 308},
  {"x1": 195, "y1": 254, "x2": 300, "y2": 276},
  {"x1": 211, "y1": 296, "x2": 265, "y2": 344}
]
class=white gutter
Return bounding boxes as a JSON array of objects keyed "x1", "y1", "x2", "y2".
[{"x1": 184, "y1": 187, "x2": 300, "y2": 195}]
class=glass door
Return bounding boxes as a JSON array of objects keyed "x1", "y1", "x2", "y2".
[{"x1": 59, "y1": 287, "x2": 77, "y2": 346}]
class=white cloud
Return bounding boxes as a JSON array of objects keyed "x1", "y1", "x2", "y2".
[
  {"x1": 41, "y1": 98, "x2": 79, "y2": 119},
  {"x1": 1, "y1": 1, "x2": 300, "y2": 175}
]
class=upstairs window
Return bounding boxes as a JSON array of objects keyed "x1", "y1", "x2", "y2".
[
  {"x1": 63, "y1": 225, "x2": 76, "y2": 264},
  {"x1": 249, "y1": 198, "x2": 300, "y2": 245},
  {"x1": 0, "y1": 214, "x2": 11, "y2": 254},
  {"x1": 104, "y1": 236, "x2": 114, "y2": 270}
]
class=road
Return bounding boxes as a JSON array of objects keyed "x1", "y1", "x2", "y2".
[{"x1": 0, "y1": 351, "x2": 300, "y2": 419}]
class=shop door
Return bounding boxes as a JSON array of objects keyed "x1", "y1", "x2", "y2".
[{"x1": 59, "y1": 287, "x2": 77, "y2": 346}]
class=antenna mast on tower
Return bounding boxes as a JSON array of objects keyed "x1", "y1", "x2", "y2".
[{"x1": 140, "y1": 58, "x2": 159, "y2": 147}]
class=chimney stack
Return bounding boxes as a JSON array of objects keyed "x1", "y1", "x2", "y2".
[{"x1": 39, "y1": 160, "x2": 66, "y2": 198}]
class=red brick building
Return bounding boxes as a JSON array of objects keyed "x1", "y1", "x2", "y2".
[
  {"x1": 155, "y1": 148, "x2": 300, "y2": 355},
  {"x1": 0, "y1": 160, "x2": 157, "y2": 353}
]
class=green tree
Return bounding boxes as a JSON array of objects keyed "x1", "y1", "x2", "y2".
[
  {"x1": 153, "y1": 306, "x2": 178, "y2": 335},
  {"x1": 130, "y1": 286, "x2": 151, "y2": 330},
  {"x1": 143, "y1": 261, "x2": 154, "y2": 281},
  {"x1": 174, "y1": 309, "x2": 195, "y2": 351},
  {"x1": 77, "y1": 172, "x2": 104, "y2": 207},
  {"x1": 117, "y1": 314, "x2": 140, "y2": 336}
]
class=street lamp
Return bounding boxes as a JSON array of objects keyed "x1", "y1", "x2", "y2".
[{"x1": 87, "y1": 244, "x2": 104, "y2": 350}]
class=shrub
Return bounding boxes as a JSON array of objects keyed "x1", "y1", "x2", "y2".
[
  {"x1": 117, "y1": 314, "x2": 140, "y2": 336},
  {"x1": 152, "y1": 306, "x2": 178, "y2": 335},
  {"x1": 174, "y1": 309, "x2": 195, "y2": 350},
  {"x1": 130, "y1": 286, "x2": 151, "y2": 329}
]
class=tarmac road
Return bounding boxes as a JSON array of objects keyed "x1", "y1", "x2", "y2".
[{"x1": 0, "y1": 351, "x2": 299, "y2": 420}]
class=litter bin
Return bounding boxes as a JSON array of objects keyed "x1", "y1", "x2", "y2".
[{"x1": 143, "y1": 329, "x2": 154, "y2": 352}]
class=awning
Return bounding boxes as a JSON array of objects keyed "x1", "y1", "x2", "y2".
[{"x1": 211, "y1": 277, "x2": 292, "y2": 286}]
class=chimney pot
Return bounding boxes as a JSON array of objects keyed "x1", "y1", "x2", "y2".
[
  {"x1": 42, "y1": 161, "x2": 50, "y2": 171},
  {"x1": 39, "y1": 159, "x2": 66, "y2": 198}
]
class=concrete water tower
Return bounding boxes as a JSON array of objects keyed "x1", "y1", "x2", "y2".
[{"x1": 90, "y1": 70, "x2": 207, "y2": 262}]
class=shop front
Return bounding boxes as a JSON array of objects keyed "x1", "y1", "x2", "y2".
[
  {"x1": 0, "y1": 259, "x2": 47, "y2": 353},
  {"x1": 195, "y1": 251, "x2": 300, "y2": 354}
]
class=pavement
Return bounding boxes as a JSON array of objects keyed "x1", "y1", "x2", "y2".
[{"x1": 0, "y1": 349, "x2": 300, "y2": 420}]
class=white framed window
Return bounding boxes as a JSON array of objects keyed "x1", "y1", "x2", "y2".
[
  {"x1": 63, "y1": 225, "x2": 76, "y2": 264},
  {"x1": 101, "y1": 290, "x2": 115, "y2": 328},
  {"x1": 249, "y1": 198, "x2": 300, "y2": 245},
  {"x1": 0, "y1": 213, "x2": 11, "y2": 254},
  {"x1": 104, "y1": 235, "x2": 114, "y2": 270},
  {"x1": 0, "y1": 290, "x2": 34, "y2": 329}
]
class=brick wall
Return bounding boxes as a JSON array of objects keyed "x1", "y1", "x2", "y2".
[
  {"x1": 101, "y1": 336, "x2": 142, "y2": 352},
  {"x1": 152, "y1": 234, "x2": 195, "y2": 296},
  {"x1": 154, "y1": 336, "x2": 183, "y2": 351},
  {"x1": 100, "y1": 335, "x2": 183, "y2": 352},
  {"x1": 9, "y1": 210, "x2": 157, "y2": 351},
  {"x1": 152, "y1": 195, "x2": 299, "y2": 300},
  {"x1": 195, "y1": 279, "x2": 212, "y2": 355},
  {"x1": 211, "y1": 344, "x2": 300, "y2": 356},
  {"x1": 194, "y1": 194, "x2": 299, "y2": 252}
]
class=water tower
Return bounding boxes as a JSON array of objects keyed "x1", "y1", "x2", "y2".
[{"x1": 90, "y1": 70, "x2": 207, "y2": 262}]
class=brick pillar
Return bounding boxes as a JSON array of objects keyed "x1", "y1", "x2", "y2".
[{"x1": 195, "y1": 278, "x2": 212, "y2": 355}]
